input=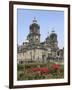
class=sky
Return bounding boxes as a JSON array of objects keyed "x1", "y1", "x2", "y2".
[{"x1": 17, "y1": 9, "x2": 64, "y2": 49}]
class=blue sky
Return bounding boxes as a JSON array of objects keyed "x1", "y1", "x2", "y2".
[{"x1": 17, "y1": 9, "x2": 64, "y2": 49}]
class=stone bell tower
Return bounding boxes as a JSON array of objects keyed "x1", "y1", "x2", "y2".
[
  {"x1": 49, "y1": 30, "x2": 58, "y2": 49},
  {"x1": 27, "y1": 18, "x2": 40, "y2": 45}
]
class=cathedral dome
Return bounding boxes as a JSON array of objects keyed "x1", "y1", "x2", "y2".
[
  {"x1": 50, "y1": 30, "x2": 57, "y2": 40},
  {"x1": 30, "y1": 18, "x2": 40, "y2": 30}
]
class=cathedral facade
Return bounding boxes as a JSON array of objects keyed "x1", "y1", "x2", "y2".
[{"x1": 17, "y1": 18, "x2": 64, "y2": 64}]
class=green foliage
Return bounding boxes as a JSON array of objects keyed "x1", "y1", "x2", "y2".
[{"x1": 17, "y1": 64, "x2": 24, "y2": 71}]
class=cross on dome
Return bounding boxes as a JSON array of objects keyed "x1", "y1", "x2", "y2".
[
  {"x1": 52, "y1": 27, "x2": 55, "y2": 32},
  {"x1": 33, "y1": 17, "x2": 37, "y2": 23}
]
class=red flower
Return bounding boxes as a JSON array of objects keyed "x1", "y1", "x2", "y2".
[
  {"x1": 31, "y1": 68, "x2": 40, "y2": 72},
  {"x1": 31, "y1": 67, "x2": 50, "y2": 74},
  {"x1": 52, "y1": 64, "x2": 61, "y2": 69}
]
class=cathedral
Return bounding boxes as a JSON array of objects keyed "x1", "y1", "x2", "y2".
[{"x1": 17, "y1": 18, "x2": 64, "y2": 64}]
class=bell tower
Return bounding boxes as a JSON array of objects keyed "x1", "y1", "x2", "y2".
[
  {"x1": 27, "y1": 18, "x2": 40, "y2": 45},
  {"x1": 49, "y1": 30, "x2": 58, "y2": 49}
]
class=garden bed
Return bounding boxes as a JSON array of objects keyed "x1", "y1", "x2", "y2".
[{"x1": 17, "y1": 62, "x2": 64, "y2": 80}]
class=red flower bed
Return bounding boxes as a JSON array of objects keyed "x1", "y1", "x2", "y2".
[
  {"x1": 31, "y1": 67, "x2": 50, "y2": 74},
  {"x1": 52, "y1": 64, "x2": 61, "y2": 69}
]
